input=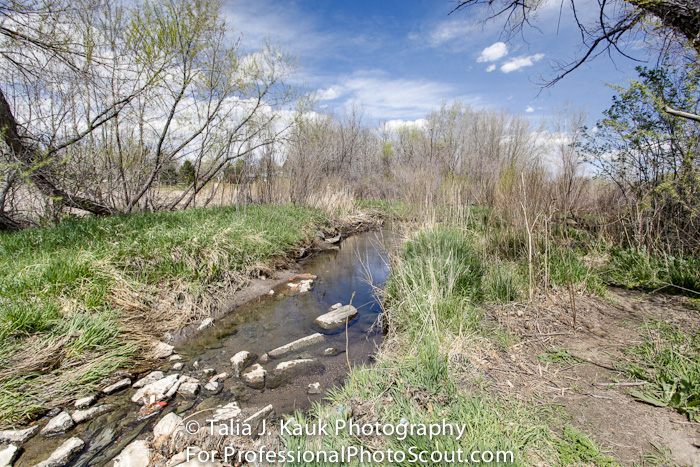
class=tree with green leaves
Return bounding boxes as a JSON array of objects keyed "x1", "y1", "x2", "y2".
[{"x1": 587, "y1": 64, "x2": 700, "y2": 252}]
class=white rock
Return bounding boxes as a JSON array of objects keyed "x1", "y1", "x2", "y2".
[
  {"x1": 323, "y1": 347, "x2": 340, "y2": 356},
  {"x1": 204, "y1": 381, "x2": 221, "y2": 393},
  {"x1": 315, "y1": 305, "x2": 359, "y2": 330},
  {"x1": 165, "y1": 375, "x2": 188, "y2": 400},
  {"x1": 274, "y1": 359, "x2": 317, "y2": 373},
  {"x1": 113, "y1": 440, "x2": 152, "y2": 467},
  {"x1": 102, "y1": 378, "x2": 131, "y2": 394},
  {"x1": 243, "y1": 405, "x2": 274, "y2": 437},
  {"x1": 172, "y1": 362, "x2": 184, "y2": 371},
  {"x1": 258, "y1": 353, "x2": 270, "y2": 364},
  {"x1": 267, "y1": 290, "x2": 274, "y2": 295},
  {"x1": 71, "y1": 404, "x2": 113, "y2": 424},
  {"x1": 169, "y1": 355, "x2": 182, "y2": 361},
  {"x1": 152, "y1": 341, "x2": 175, "y2": 359},
  {"x1": 171, "y1": 460, "x2": 224, "y2": 467},
  {"x1": 133, "y1": 371, "x2": 165, "y2": 388},
  {"x1": 210, "y1": 372, "x2": 228, "y2": 383},
  {"x1": 307, "y1": 382, "x2": 322, "y2": 394},
  {"x1": 192, "y1": 361, "x2": 199, "y2": 369},
  {"x1": 34, "y1": 437, "x2": 85, "y2": 467},
  {"x1": 131, "y1": 374, "x2": 179, "y2": 404},
  {"x1": 73, "y1": 395, "x2": 97, "y2": 410},
  {"x1": 268, "y1": 333, "x2": 325, "y2": 359},
  {"x1": 197, "y1": 318, "x2": 214, "y2": 331},
  {"x1": 212, "y1": 402, "x2": 241, "y2": 422},
  {"x1": 230, "y1": 351, "x2": 256, "y2": 377},
  {"x1": 178, "y1": 382, "x2": 200, "y2": 397},
  {"x1": 41, "y1": 411, "x2": 75, "y2": 436},
  {"x1": 202, "y1": 368, "x2": 215, "y2": 376},
  {"x1": 153, "y1": 412, "x2": 183, "y2": 439},
  {"x1": 241, "y1": 364, "x2": 266, "y2": 389},
  {"x1": 329, "y1": 303, "x2": 342, "y2": 310},
  {"x1": 0, "y1": 425, "x2": 39, "y2": 443},
  {"x1": 0, "y1": 444, "x2": 19, "y2": 467}
]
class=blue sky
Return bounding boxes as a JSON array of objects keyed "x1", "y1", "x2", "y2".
[{"x1": 224, "y1": 0, "x2": 645, "y2": 128}]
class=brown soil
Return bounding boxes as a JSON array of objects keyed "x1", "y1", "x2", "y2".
[{"x1": 482, "y1": 287, "x2": 700, "y2": 466}]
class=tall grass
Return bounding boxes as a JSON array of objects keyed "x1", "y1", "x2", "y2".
[{"x1": 279, "y1": 224, "x2": 614, "y2": 466}]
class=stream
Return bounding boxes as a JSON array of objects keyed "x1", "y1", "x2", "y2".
[{"x1": 14, "y1": 229, "x2": 395, "y2": 466}]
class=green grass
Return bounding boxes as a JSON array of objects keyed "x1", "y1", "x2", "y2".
[
  {"x1": 279, "y1": 225, "x2": 615, "y2": 466},
  {"x1": 605, "y1": 247, "x2": 700, "y2": 296},
  {"x1": 0, "y1": 203, "x2": 324, "y2": 426},
  {"x1": 622, "y1": 320, "x2": 700, "y2": 421}
]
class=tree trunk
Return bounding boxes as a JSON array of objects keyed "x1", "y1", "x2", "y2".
[{"x1": 0, "y1": 86, "x2": 117, "y2": 217}]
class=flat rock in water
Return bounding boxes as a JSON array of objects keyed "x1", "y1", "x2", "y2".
[
  {"x1": 41, "y1": 411, "x2": 75, "y2": 437},
  {"x1": 204, "y1": 381, "x2": 221, "y2": 394},
  {"x1": 178, "y1": 381, "x2": 200, "y2": 397},
  {"x1": 71, "y1": 404, "x2": 113, "y2": 424},
  {"x1": 268, "y1": 333, "x2": 325, "y2": 359},
  {"x1": 315, "y1": 305, "x2": 358, "y2": 330},
  {"x1": 0, "y1": 444, "x2": 19, "y2": 467},
  {"x1": 268, "y1": 359, "x2": 324, "y2": 389},
  {"x1": 131, "y1": 374, "x2": 179, "y2": 404},
  {"x1": 152, "y1": 341, "x2": 175, "y2": 359},
  {"x1": 230, "y1": 351, "x2": 256, "y2": 377},
  {"x1": 241, "y1": 364, "x2": 266, "y2": 389},
  {"x1": 133, "y1": 371, "x2": 164, "y2": 388},
  {"x1": 34, "y1": 437, "x2": 85, "y2": 467},
  {"x1": 113, "y1": 440, "x2": 151, "y2": 467},
  {"x1": 102, "y1": 378, "x2": 131, "y2": 394},
  {"x1": 198, "y1": 318, "x2": 214, "y2": 331},
  {"x1": 73, "y1": 395, "x2": 96, "y2": 410},
  {"x1": 0, "y1": 425, "x2": 39, "y2": 443}
]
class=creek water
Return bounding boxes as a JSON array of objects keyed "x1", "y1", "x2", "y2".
[{"x1": 15, "y1": 229, "x2": 395, "y2": 466}]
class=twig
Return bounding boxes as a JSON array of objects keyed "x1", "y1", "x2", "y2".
[{"x1": 595, "y1": 381, "x2": 648, "y2": 387}]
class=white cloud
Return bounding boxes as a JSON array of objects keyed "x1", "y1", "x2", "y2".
[
  {"x1": 324, "y1": 70, "x2": 460, "y2": 120},
  {"x1": 526, "y1": 106, "x2": 535, "y2": 113},
  {"x1": 317, "y1": 87, "x2": 342, "y2": 101},
  {"x1": 478, "y1": 42, "x2": 508, "y2": 62},
  {"x1": 426, "y1": 19, "x2": 468, "y2": 47},
  {"x1": 382, "y1": 119, "x2": 428, "y2": 133},
  {"x1": 500, "y1": 54, "x2": 545, "y2": 73},
  {"x1": 486, "y1": 64, "x2": 496, "y2": 72}
]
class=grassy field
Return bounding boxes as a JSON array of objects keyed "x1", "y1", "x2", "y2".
[
  {"x1": 280, "y1": 225, "x2": 617, "y2": 466},
  {"x1": 0, "y1": 204, "x2": 325, "y2": 426}
]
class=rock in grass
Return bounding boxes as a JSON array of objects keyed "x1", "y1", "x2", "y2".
[
  {"x1": 71, "y1": 404, "x2": 113, "y2": 424},
  {"x1": 151, "y1": 341, "x2": 174, "y2": 359},
  {"x1": 112, "y1": 440, "x2": 151, "y2": 467},
  {"x1": 0, "y1": 425, "x2": 39, "y2": 443},
  {"x1": 0, "y1": 444, "x2": 19, "y2": 467},
  {"x1": 133, "y1": 371, "x2": 164, "y2": 388},
  {"x1": 41, "y1": 411, "x2": 75, "y2": 437},
  {"x1": 74, "y1": 395, "x2": 97, "y2": 410},
  {"x1": 241, "y1": 364, "x2": 266, "y2": 389},
  {"x1": 34, "y1": 437, "x2": 85, "y2": 467},
  {"x1": 268, "y1": 333, "x2": 325, "y2": 359},
  {"x1": 230, "y1": 351, "x2": 256, "y2": 377},
  {"x1": 315, "y1": 305, "x2": 358, "y2": 330},
  {"x1": 102, "y1": 378, "x2": 131, "y2": 394}
]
